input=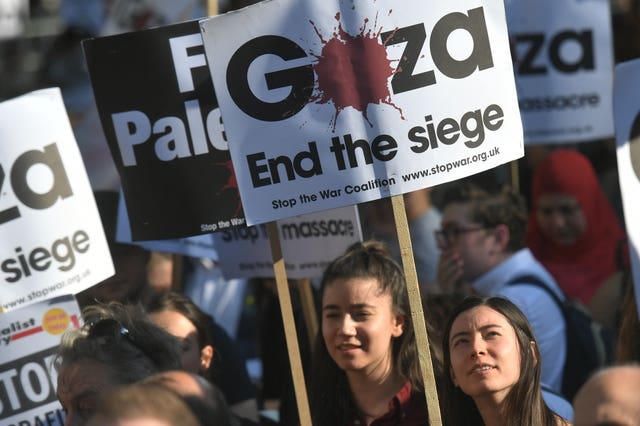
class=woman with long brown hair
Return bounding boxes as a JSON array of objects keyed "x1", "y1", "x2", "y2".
[{"x1": 442, "y1": 296, "x2": 570, "y2": 426}]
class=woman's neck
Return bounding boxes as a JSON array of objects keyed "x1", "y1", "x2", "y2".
[
  {"x1": 473, "y1": 392, "x2": 509, "y2": 426},
  {"x1": 347, "y1": 369, "x2": 406, "y2": 425}
]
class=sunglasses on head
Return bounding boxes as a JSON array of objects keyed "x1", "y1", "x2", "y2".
[{"x1": 85, "y1": 318, "x2": 149, "y2": 359}]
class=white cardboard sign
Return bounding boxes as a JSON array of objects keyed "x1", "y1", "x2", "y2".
[
  {"x1": 0, "y1": 0, "x2": 29, "y2": 40},
  {"x1": 101, "y1": 0, "x2": 202, "y2": 35},
  {"x1": 506, "y1": 0, "x2": 614, "y2": 144},
  {"x1": 214, "y1": 206, "x2": 362, "y2": 279},
  {"x1": 0, "y1": 295, "x2": 81, "y2": 425},
  {"x1": 0, "y1": 89, "x2": 114, "y2": 313},
  {"x1": 200, "y1": 0, "x2": 523, "y2": 225},
  {"x1": 614, "y1": 58, "x2": 640, "y2": 318},
  {"x1": 0, "y1": 0, "x2": 28, "y2": 40}
]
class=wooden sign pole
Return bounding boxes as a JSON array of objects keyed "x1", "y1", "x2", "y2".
[
  {"x1": 266, "y1": 222, "x2": 313, "y2": 426},
  {"x1": 510, "y1": 159, "x2": 520, "y2": 193},
  {"x1": 207, "y1": 0, "x2": 218, "y2": 15},
  {"x1": 205, "y1": 3, "x2": 310, "y2": 421},
  {"x1": 298, "y1": 279, "x2": 319, "y2": 349},
  {"x1": 391, "y1": 194, "x2": 442, "y2": 425}
]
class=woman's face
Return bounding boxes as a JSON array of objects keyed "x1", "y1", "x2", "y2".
[
  {"x1": 536, "y1": 194, "x2": 587, "y2": 246},
  {"x1": 448, "y1": 306, "x2": 522, "y2": 403},
  {"x1": 57, "y1": 359, "x2": 120, "y2": 426},
  {"x1": 321, "y1": 277, "x2": 404, "y2": 378},
  {"x1": 148, "y1": 310, "x2": 208, "y2": 374}
]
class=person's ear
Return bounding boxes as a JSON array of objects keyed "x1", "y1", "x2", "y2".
[
  {"x1": 490, "y1": 224, "x2": 510, "y2": 253},
  {"x1": 200, "y1": 345, "x2": 214, "y2": 372},
  {"x1": 392, "y1": 314, "x2": 405, "y2": 337}
]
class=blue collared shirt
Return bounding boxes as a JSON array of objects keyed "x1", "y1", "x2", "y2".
[{"x1": 472, "y1": 248, "x2": 566, "y2": 392}]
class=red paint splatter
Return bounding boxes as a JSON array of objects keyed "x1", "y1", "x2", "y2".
[
  {"x1": 214, "y1": 160, "x2": 243, "y2": 217},
  {"x1": 309, "y1": 12, "x2": 404, "y2": 130}
]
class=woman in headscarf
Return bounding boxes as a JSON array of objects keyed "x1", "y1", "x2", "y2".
[{"x1": 526, "y1": 149, "x2": 627, "y2": 320}]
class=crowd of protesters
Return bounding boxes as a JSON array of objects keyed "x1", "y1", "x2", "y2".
[
  {"x1": 48, "y1": 137, "x2": 640, "y2": 426},
  {"x1": 51, "y1": 147, "x2": 640, "y2": 426},
  {"x1": 3, "y1": 1, "x2": 640, "y2": 425}
]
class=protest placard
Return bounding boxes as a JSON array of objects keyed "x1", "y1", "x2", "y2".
[
  {"x1": 0, "y1": 295, "x2": 81, "y2": 426},
  {"x1": 505, "y1": 0, "x2": 614, "y2": 144},
  {"x1": 0, "y1": 0, "x2": 28, "y2": 40},
  {"x1": 83, "y1": 20, "x2": 245, "y2": 241},
  {"x1": 0, "y1": 89, "x2": 114, "y2": 313},
  {"x1": 614, "y1": 58, "x2": 640, "y2": 318},
  {"x1": 200, "y1": 0, "x2": 523, "y2": 225},
  {"x1": 101, "y1": 0, "x2": 203, "y2": 36},
  {"x1": 214, "y1": 205, "x2": 362, "y2": 279},
  {"x1": 114, "y1": 192, "x2": 218, "y2": 260}
]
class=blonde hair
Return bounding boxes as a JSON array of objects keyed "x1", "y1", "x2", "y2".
[{"x1": 87, "y1": 383, "x2": 200, "y2": 426}]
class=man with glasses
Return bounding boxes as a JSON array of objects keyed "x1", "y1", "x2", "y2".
[{"x1": 434, "y1": 178, "x2": 567, "y2": 396}]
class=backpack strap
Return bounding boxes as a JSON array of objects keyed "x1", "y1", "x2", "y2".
[{"x1": 505, "y1": 275, "x2": 565, "y2": 309}]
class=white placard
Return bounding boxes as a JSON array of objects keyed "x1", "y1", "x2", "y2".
[
  {"x1": 0, "y1": 0, "x2": 28, "y2": 40},
  {"x1": 506, "y1": 0, "x2": 614, "y2": 144},
  {"x1": 614, "y1": 58, "x2": 640, "y2": 318},
  {"x1": 0, "y1": 89, "x2": 114, "y2": 313},
  {"x1": 0, "y1": 295, "x2": 81, "y2": 425},
  {"x1": 214, "y1": 206, "x2": 362, "y2": 279},
  {"x1": 200, "y1": 0, "x2": 523, "y2": 225},
  {"x1": 101, "y1": 0, "x2": 203, "y2": 35}
]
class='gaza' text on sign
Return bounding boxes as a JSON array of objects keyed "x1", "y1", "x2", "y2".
[
  {"x1": 513, "y1": 30, "x2": 595, "y2": 75},
  {"x1": 226, "y1": 7, "x2": 494, "y2": 122},
  {"x1": 0, "y1": 144, "x2": 73, "y2": 226}
]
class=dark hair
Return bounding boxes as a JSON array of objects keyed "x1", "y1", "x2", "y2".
[
  {"x1": 55, "y1": 302, "x2": 182, "y2": 384},
  {"x1": 87, "y1": 382, "x2": 201, "y2": 426},
  {"x1": 422, "y1": 292, "x2": 467, "y2": 387},
  {"x1": 143, "y1": 371, "x2": 240, "y2": 426},
  {"x1": 310, "y1": 240, "x2": 421, "y2": 424},
  {"x1": 441, "y1": 179, "x2": 527, "y2": 252},
  {"x1": 146, "y1": 291, "x2": 213, "y2": 353},
  {"x1": 441, "y1": 296, "x2": 556, "y2": 426},
  {"x1": 616, "y1": 282, "x2": 640, "y2": 363}
]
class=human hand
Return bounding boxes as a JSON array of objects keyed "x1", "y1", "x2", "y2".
[{"x1": 436, "y1": 251, "x2": 464, "y2": 293}]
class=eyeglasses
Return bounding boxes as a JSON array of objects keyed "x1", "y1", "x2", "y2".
[{"x1": 434, "y1": 226, "x2": 487, "y2": 246}]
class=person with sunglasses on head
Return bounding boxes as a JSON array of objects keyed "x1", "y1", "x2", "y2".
[
  {"x1": 55, "y1": 302, "x2": 183, "y2": 426},
  {"x1": 434, "y1": 176, "x2": 567, "y2": 399}
]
